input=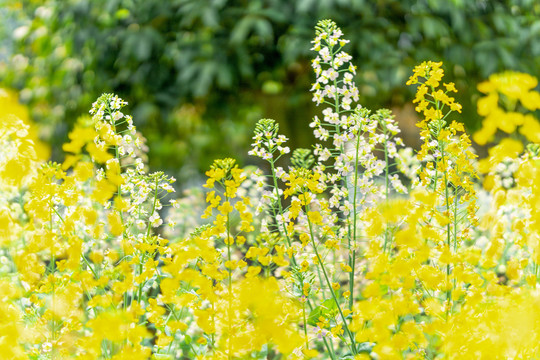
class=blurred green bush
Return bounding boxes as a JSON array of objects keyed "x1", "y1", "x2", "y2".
[{"x1": 2, "y1": 0, "x2": 540, "y2": 181}]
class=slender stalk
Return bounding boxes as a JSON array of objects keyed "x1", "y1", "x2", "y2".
[
  {"x1": 226, "y1": 195, "x2": 232, "y2": 360},
  {"x1": 304, "y1": 203, "x2": 357, "y2": 355},
  {"x1": 109, "y1": 105, "x2": 129, "y2": 311},
  {"x1": 48, "y1": 199, "x2": 57, "y2": 354},
  {"x1": 452, "y1": 186, "x2": 459, "y2": 294},
  {"x1": 382, "y1": 127, "x2": 391, "y2": 253},
  {"x1": 302, "y1": 300, "x2": 309, "y2": 348},
  {"x1": 453, "y1": 187, "x2": 458, "y2": 253},
  {"x1": 82, "y1": 254, "x2": 98, "y2": 278},
  {"x1": 314, "y1": 266, "x2": 337, "y2": 359},
  {"x1": 109, "y1": 105, "x2": 125, "y2": 234},
  {"x1": 145, "y1": 175, "x2": 159, "y2": 239},
  {"x1": 111, "y1": 112, "x2": 123, "y2": 201},
  {"x1": 211, "y1": 301, "x2": 216, "y2": 350},
  {"x1": 349, "y1": 128, "x2": 361, "y2": 311},
  {"x1": 439, "y1": 141, "x2": 452, "y2": 319},
  {"x1": 136, "y1": 175, "x2": 159, "y2": 303},
  {"x1": 266, "y1": 149, "x2": 298, "y2": 268},
  {"x1": 329, "y1": 36, "x2": 357, "y2": 318}
]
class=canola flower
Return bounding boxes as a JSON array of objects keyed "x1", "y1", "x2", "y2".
[
  {"x1": 474, "y1": 71, "x2": 540, "y2": 145},
  {"x1": 0, "y1": 19, "x2": 540, "y2": 360}
]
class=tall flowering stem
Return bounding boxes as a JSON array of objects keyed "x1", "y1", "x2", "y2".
[
  {"x1": 283, "y1": 166, "x2": 358, "y2": 355},
  {"x1": 407, "y1": 61, "x2": 479, "y2": 314},
  {"x1": 310, "y1": 20, "x2": 409, "y2": 316},
  {"x1": 249, "y1": 119, "x2": 291, "y2": 246},
  {"x1": 89, "y1": 95, "x2": 130, "y2": 228},
  {"x1": 374, "y1": 109, "x2": 408, "y2": 253},
  {"x1": 310, "y1": 19, "x2": 361, "y2": 315}
]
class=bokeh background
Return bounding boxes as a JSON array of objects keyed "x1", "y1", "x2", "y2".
[{"x1": 2, "y1": 0, "x2": 540, "y2": 184}]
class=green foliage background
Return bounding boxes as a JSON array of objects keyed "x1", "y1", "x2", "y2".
[{"x1": 2, "y1": 0, "x2": 540, "y2": 181}]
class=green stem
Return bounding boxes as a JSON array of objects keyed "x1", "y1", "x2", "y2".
[
  {"x1": 382, "y1": 128, "x2": 391, "y2": 253},
  {"x1": 211, "y1": 301, "x2": 216, "y2": 350},
  {"x1": 453, "y1": 187, "x2": 458, "y2": 253},
  {"x1": 145, "y1": 175, "x2": 159, "y2": 239},
  {"x1": 302, "y1": 300, "x2": 309, "y2": 349},
  {"x1": 82, "y1": 254, "x2": 98, "y2": 278},
  {"x1": 329, "y1": 39, "x2": 358, "y2": 318},
  {"x1": 49, "y1": 201, "x2": 56, "y2": 351},
  {"x1": 135, "y1": 176, "x2": 159, "y2": 304},
  {"x1": 304, "y1": 203, "x2": 357, "y2": 355},
  {"x1": 226, "y1": 197, "x2": 232, "y2": 360},
  {"x1": 349, "y1": 125, "x2": 362, "y2": 311},
  {"x1": 111, "y1": 110, "x2": 125, "y2": 228},
  {"x1": 267, "y1": 153, "x2": 298, "y2": 268},
  {"x1": 440, "y1": 142, "x2": 452, "y2": 319},
  {"x1": 313, "y1": 267, "x2": 337, "y2": 358}
]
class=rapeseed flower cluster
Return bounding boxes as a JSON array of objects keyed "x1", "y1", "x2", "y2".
[
  {"x1": 474, "y1": 71, "x2": 540, "y2": 145},
  {"x1": 1, "y1": 19, "x2": 539, "y2": 360}
]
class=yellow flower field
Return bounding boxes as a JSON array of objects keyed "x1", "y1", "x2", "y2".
[{"x1": 1, "y1": 20, "x2": 539, "y2": 360}]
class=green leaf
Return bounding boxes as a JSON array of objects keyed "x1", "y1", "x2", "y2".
[
  {"x1": 321, "y1": 298, "x2": 338, "y2": 313},
  {"x1": 307, "y1": 299, "x2": 338, "y2": 326},
  {"x1": 357, "y1": 342, "x2": 376, "y2": 353},
  {"x1": 307, "y1": 305, "x2": 322, "y2": 326}
]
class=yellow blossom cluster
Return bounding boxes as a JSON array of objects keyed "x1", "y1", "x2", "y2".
[
  {"x1": 473, "y1": 72, "x2": 540, "y2": 194},
  {"x1": 474, "y1": 71, "x2": 540, "y2": 145},
  {"x1": 0, "y1": 89, "x2": 47, "y2": 188}
]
